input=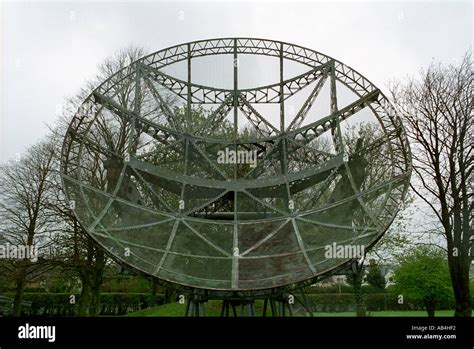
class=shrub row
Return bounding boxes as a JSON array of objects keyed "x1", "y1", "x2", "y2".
[
  {"x1": 306, "y1": 293, "x2": 457, "y2": 312},
  {"x1": 0, "y1": 293, "x2": 164, "y2": 316},
  {"x1": 306, "y1": 285, "x2": 394, "y2": 294},
  {"x1": 2, "y1": 292, "x2": 466, "y2": 315}
]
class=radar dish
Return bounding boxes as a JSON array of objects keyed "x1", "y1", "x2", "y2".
[{"x1": 60, "y1": 38, "x2": 411, "y2": 293}]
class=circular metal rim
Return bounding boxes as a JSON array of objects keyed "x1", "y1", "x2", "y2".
[{"x1": 60, "y1": 38, "x2": 412, "y2": 293}]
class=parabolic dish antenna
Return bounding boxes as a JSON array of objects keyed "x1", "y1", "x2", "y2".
[{"x1": 61, "y1": 38, "x2": 411, "y2": 294}]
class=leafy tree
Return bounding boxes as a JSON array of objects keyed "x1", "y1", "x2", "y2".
[
  {"x1": 345, "y1": 262, "x2": 366, "y2": 317},
  {"x1": 393, "y1": 246, "x2": 452, "y2": 317},
  {"x1": 365, "y1": 259, "x2": 386, "y2": 291}
]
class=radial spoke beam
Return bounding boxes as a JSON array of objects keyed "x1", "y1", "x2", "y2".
[
  {"x1": 92, "y1": 91, "x2": 181, "y2": 145},
  {"x1": 141, "y1": 71, "x2": 181, "y2": 131},
  {"x1": 238, "y1": 94, "x2": 279, "y2": 137},
  {"x1": 287, "y1": 72, "x2": 329, "y2": 131},
  {"x1": 287, "y1": 89, "x2": 380, "y2": 144},
  {"x1": 197, "y1": 97, "x2": 234, "y2": 136}
]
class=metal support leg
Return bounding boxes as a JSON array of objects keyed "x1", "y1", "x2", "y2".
[
  {"x1": 302, "y1": 290, "x2": 313, "y2": 317},
  {"x1": 288, "y1": 299, "x2": 294, "y2": 317},
  {"x1": 249, "y1": 302, "x2": 255, "y2": 317},
  {"x1": 270, "y1": 299, "x2": 277, "y2": 317},
  {"x1": 185, "y1": 298, "x2": 191, "y2": 317},
  {"x1": 220, "y1": 300, "x2": 226, "y2": 317},
  {"x1": 262, "y1": 298, "x2": 268, "y2": 317}
]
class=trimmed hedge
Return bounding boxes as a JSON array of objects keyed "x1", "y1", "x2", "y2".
[
  {"x1": 306, "y1": 285, "x2": 388, "y2": 294},
  {"x1": 100, "y1": 277, "x2": 152, "y2": 293},
  {"x1": 306, "y1": 285, "x2": 355, "y2": 294},
  {"x1": 0, "y1": 293, "x2": 164, "y2": 316},
  {"x1": 3, "y1": 292, "x2": 467, "y2": 315},
  {"x1": 308, "y1": 293, "x2": 355, "y2": 312},
  {"x1": 306, "y1": 293, "x2": 457, "y2": 312},
  {"x1": 99, "y1": 293, "x2": 164, "y2": 315}
]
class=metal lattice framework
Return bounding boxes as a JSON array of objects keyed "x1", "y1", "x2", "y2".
[{"x1": 60, "y1": 38, "x2": 411, "y2": 294}]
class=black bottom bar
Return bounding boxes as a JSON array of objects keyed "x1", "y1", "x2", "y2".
[{"x1": 0, "y1": 317, "x2": 472, "y2": 348}]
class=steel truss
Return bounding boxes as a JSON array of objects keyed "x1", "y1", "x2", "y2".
[{"x1": 61, "y1": 38, "x2": 411, "y2": 296}]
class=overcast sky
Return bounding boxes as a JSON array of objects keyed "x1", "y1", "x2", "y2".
[{"x1": 0, "y1": 1, "x2": 472, "y2": 163}]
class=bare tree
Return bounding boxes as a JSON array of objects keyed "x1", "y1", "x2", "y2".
[
  {"x1": 47, "y1": 46, "x2": 153, "y2": 316},
  {"x1": 45, "y1": 156, "x2": 108, "y2": 316},
  {"x1": 0, "y1": 140, "x2": 57, "y2": 315},
  {"x1": 390, "y1": 52, "x2": 473, "y2": 317}
]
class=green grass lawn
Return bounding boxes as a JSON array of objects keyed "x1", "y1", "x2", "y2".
[
  {"x1": 311, "y1": 310, "x2": 454, "y2": 317},
  {"x1": 125, "y1": 301, "x2": 455, "y2": 317}
]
